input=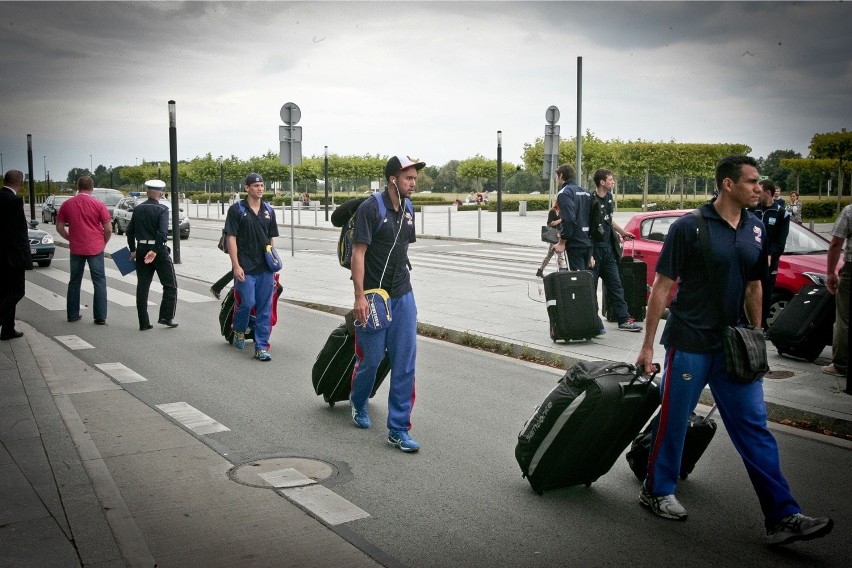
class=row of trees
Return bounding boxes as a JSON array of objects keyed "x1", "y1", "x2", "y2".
[{"x1": 60, "y1": 130, "x2": 850, "y2": 205}]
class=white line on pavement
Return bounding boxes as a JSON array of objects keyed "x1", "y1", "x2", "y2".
[
  {"x1": 95, "y1": 362, "x2": 148, "y2": 383},
  {"x1": 24, "y1": 281, "x2": 74, "y2": 311},
  {"x1": 54, "y1": 335, "x2": 95, "y2": 350},
  {"x1": 37, "y1": 267, "x2": 147, "y2": 307},
  {"x1": 155, "y1": 402, "x2": 230, "y2": 435},
  {"x1": 279, "y1": 485, "x2": 371, "y2": 525},
  {"x1": 102, "y1": 267, "x2": 214, "y2": 303}
]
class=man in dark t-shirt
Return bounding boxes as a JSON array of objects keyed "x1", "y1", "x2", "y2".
[
  {"x1": 349, "y1": 155, "x2": 422, "y2": 453},
  {"x1": 635, "y1": 155, "x2": 832, "y2": 546},
  {"x1": 224, "y1": 173, "x2": 279, "y2": 361}
]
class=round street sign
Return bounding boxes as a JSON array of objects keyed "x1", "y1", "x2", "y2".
[
  {"x1": 280, "y1": 102, "x2": 301, "y2": 125},
  {"x1": 545, "y1": 105, "x2": 560, "y2": 125}
]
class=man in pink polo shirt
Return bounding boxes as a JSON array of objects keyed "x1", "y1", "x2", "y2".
[{"x1": 56, "y1": 176, "x2": 113, "y2": 324}]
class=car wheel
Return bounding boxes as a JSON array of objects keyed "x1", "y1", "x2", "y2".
[
  {"x1": 767, "y1": 291, "x2": 791, "y2": 327},
  {"x1": 37, "y1": 260, "x2": 51, "y2": 267}
]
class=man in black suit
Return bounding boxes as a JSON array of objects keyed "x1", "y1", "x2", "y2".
[{"x1": 0, "y1": 170, "x2": 32, "y2": 340}]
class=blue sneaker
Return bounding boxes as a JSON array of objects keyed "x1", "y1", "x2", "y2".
[
  {"x1": 351, "y1": 403, "x2": 371, "y2": 429},
  {"x1": 388, "y1": 430, "x2": 420, "y2": 453},
  {"x1": 255, "y1": 349, "x2": 272, "y2": 362},
  {"x1": 232, "y1": 331, "x2": 246, "y2": 350}
]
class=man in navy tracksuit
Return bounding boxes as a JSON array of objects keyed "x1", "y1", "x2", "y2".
[
  {"x1": 749, "y1": 178, "x2": 790, "y2": 329},
  {"x1": 552, "y1": 163, "x2": 593, "y2": 271},
  {"x1": 349, "y1": 155, "x2": 423, "y2": 453},
  {"x1": 635, "y1": 155, "x2": 832, "y2": 546}
]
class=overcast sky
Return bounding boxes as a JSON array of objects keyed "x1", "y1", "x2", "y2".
[{"x1": 1, "y1": 0, "x2": 850, "y2": 181}]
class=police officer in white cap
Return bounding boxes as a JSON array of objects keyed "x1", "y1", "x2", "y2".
[{"x1": 126, "y1": 179, "x2": 178, "y2": 330}]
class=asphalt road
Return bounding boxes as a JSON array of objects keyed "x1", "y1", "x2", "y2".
[{"x1": 18, "y1": 245, "x2": 851, "y2": 568}]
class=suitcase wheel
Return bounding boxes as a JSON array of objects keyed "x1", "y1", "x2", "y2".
[
  {"x1": 550, "y1": 324, "x2": 557, "y2": 342},
  {"x1": 328, "y1": 401, "x2": 336, "y2": 408}
]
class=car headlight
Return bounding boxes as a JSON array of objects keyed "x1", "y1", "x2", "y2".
[
  {"x1": 41, "y1": 235, "x2": 54, "y2": 244},
  {"x1": 801, "y1": 272, "x2": 827, "y2": 286}
]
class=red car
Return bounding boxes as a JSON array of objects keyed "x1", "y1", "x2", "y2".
[{"x1": 622, "y1": 210, "x2": 833, "y2": 326}]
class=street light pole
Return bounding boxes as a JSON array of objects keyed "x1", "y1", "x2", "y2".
[
  {"x1": 168, "y1": 100, "x2": 181, "y2": 264},
  {"x1": 497, "y1": 130, "x2": 503, "y2": 233},
  {"x1": 26, "y1": 134, "x2": 35, "y2": 220},
  {"x1": 90, "y1": 154, "x2": 93, "y2": 174},
  {"x1": 220, "y1": 157, "x2": 225, "y2": 215},
  {"x1": 324, "y1": 145, "x2": 329, "y2": 221}
]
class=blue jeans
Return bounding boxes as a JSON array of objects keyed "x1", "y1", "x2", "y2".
[
  {"x1": 234, "y1": 270, "x2": 274, "y2": 351},
  {"x1": 647, "y1": 348, "x2": 800, "y2": 527},
  {"x1": 68, "y1": 253, "x2": 107, "y2": 321},
  {"x1": 352, "y1": 292, "x2": 417, "y2": 432}
]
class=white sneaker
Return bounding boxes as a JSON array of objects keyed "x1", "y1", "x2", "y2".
[
  {"x1": 766, "y1": 513, "x2": 834, "y2": 546},
  {"x1": 640, "y1": 486, "x2": 688, "y2": 521}
]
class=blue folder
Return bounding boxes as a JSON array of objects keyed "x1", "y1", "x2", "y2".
[{"x1": 112, "y1": 247, "x2": 136, "y2": 276}]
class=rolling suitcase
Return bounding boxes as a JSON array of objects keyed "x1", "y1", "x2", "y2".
[
  {"x1": 766, "y1": 284, "x2": 834, "y2": 362},
  {"x1": 625, "y1": 405, "x2": 717, "y2": 482},
  {"x1": 515, "y1": 361, "x2": 660, "y2": 494},
  {"x1": 544, "y1": 270, "x2": 600, "y2": 342},
  {"x1": 219, "y1": 275, "x2": 283, "y2": 344},
  {"x1": 312, "y1": 322, "x2": 391, "y2": 407},
  {"x1": 603, "y1": 242, "x2": 648, "y2": 323}
]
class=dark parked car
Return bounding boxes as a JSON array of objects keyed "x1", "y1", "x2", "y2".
[
  {"x1": 28, "y1": 220, "x2": 55, "y2": 267},
  {"x1": 112, "y1": 196, "x2": 190, "y2": 239},
  {"x1": 621, "y1": 210, "x2": 835, "y2": 326},
  {"x1": 41, "y1": 194, "x2": 73, "y2": 224},
  {"x1": 91, "y1": 188, "x2": 125, "y2": 218}
]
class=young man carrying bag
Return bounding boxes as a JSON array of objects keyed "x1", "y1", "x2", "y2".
[{"x1": 349, "y1": 155, "x2": 423, "y2": 453}]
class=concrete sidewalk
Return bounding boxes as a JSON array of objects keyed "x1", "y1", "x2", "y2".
[{"x1": 4, "y1": 203, "x2": 849, "y2": 566}]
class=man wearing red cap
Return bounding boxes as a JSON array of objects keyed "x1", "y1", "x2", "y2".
[{"x1": 349, "y1": 155, "x2": 423, "y2": 452}]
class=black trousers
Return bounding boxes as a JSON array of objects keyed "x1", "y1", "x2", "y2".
[
  {"x1": 0, "y1": 268, "x2": 25, "y2": 336},
  {"x1": 135, "y1": 246, "x2": 178, "y2": 326}
]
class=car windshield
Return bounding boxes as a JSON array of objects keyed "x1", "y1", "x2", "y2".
[
  {"x1": 54, "y1": 195, "x2": 72, "y2": 204},
  {"x1": 94, "y1": 193, "x2": 124, "y2": 206},
  {"x1": 784, "y1": 222, "x2": 829, "y2": 255}
]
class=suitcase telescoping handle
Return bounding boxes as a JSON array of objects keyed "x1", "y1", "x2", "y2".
[{"x1": 628, "y1": 363, "x2": 661, "y2": 386}]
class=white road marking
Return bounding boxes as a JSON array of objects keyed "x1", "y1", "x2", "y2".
[
  {"x1": 279, "y1": 485, "x2": 371, "y2": 525},
  {"x1": 258, "y1": 468, "x2": 316, "y2": 488},
  {"x1": 24, "y1": 281, "x2": 75, "y2": 311},
  {"x1": 54, "y1": 335, "x2": 95, "y2": 350},
  {"x1": 102, "y1": 267, "x2": 214, "y2": 303},
  {"x1": 95, "y1": 362, "x2": 147, "y2": 383},
  {"x1": 38, "y1": 267, "x2": 147, "y2": 307},
  {"x1": 155, "y1": 402, "x2": 230, "y2": 435}
]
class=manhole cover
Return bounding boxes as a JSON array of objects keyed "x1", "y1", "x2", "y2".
[
  {"x1": 230, "y1": 457, "x2": 337, "y2": 488},
  {"x1": 765, "y1": 370, "x2": 795, "y2": 380}
]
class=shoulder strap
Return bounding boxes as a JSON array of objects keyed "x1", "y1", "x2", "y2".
[{"x1": 692, "y1": 209, "x2": 725, "y2": 331}]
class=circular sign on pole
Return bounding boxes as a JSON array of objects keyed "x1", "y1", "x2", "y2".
[
  {"x1": 545, "y1": 105, "x2": 560, "y2": 125},
  {"x1": 280, "y1": 102, "x2": 301, "y2": 125}
]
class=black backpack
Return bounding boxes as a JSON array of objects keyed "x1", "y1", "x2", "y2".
[{"x1": 336, "y1": 193, "x2": 413, "y2": 269}]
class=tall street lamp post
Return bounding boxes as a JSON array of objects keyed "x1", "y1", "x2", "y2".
[
  {"x1": 168, "y1": 100, "x2": 181, "y2": 264},
  {"x1": 497, "y1": 130, "x2": 503, "y2": 233}
]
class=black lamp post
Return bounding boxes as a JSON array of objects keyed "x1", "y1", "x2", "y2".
[
  {"x1": 497, "y1": 130, "x2": 503, "y2": 233},
  {"x1": 324, "y1": 145, "x2": 329, "y2": 221},
  {"x1": 168, "y1": 100, "x2": 180, "y2": 264}
]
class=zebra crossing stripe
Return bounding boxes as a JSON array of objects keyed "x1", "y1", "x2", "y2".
[
  {"x1": 155, "y1": 402, "x2": 230, "y2": 435},
  {"x1": 102, "y1": 267, "x2": 215, "y2": 303},
  {"x1": 38, "y1": 267, "x2": 146, "y2": 307},
  {"x1": 24, "y1": 281, "x2": 73, "y2": 311}
]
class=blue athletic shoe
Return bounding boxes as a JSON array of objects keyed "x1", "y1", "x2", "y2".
[
  {"x1": 351, "y1": 403, "x2": 371, "y2": 429},
  {"x1": 388, "y1": 430, "x2": 420, "y2": 453},
  {"x1": 232, "y1": 331, "x2": 246, "y2": 350},
  {"x1": 255, "y1": 349, "x2": 272, "y2": 362}
]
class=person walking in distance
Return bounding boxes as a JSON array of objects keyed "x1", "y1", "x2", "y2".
[
  {"x1": 749, "y1": 178, "x2": 790, "y2": 330},
  {"x1": 350, "y1": 155, "x2": 423, "y2": 453},
  {"x1": 589, "y1": 168, "x2": 642, "y2": 332},
  {"x1": 56, "y1": 175, "x2": 112, "y2": 324},
  {"x1": 126, "y1": 180, "x2": 179, "y2": 331},
  {"x1": 224, "y1": 173, "x2": 278, "y2": 362},
  {"x1": 635, "y1": 155, "x2": 833, "y2": 546},
  {"x1": 0, "y1": 170, "x2": 31, "y2": 340},
  {"x1": 822, "y1": 203, "x2": 852, "y2": 382},
  {"x1": 536, "y1": 200, "x2": 566, "y2": 277},
  {"x1": 551, "y1": 164, "x2": 594, "y2": 271}
]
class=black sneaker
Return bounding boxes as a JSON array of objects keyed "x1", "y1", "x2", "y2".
[{"x1": 766, "y1": 513, "x2": 834, "y2": 546}]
